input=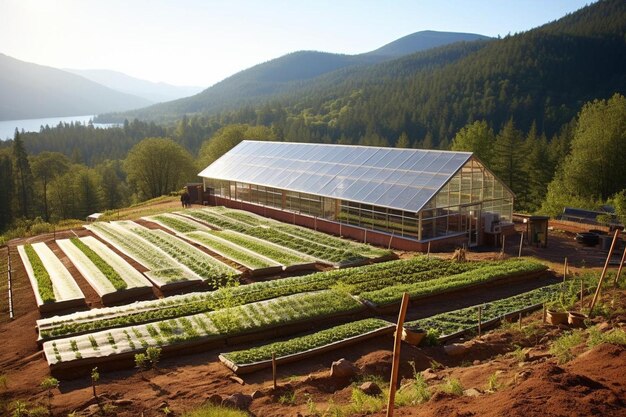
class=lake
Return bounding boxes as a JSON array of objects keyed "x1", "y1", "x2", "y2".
[{"x1": 0, "y1": 115, "x2": 119, "y2": 140}]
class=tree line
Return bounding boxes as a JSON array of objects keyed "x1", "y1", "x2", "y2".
[{"x1": 1, "y1": 92, "x2": 624, "y2": 240}]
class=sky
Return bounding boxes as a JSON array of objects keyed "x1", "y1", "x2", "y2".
[{"x1": 0, "y1": 0, "x2": 594, "y2": 88}]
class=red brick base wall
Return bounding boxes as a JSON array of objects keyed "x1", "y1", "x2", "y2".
[{"x1": 209, "y1": 196, "x2": 470, "y2": 252}]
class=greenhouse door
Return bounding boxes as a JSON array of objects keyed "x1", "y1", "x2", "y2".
[{"x1": 463, "y1": 204, "x2": 481, "y2": 247}]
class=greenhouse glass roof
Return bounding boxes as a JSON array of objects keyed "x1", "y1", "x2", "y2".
[{"x1": 199, "y1": 141, "x2": 473, "y2": 213}]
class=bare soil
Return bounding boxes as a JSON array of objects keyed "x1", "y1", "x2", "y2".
[{"x1": 0, "y1": 217, "x2": 625, "y2": 417}]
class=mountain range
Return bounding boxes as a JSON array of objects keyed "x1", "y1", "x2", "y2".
[
  {"x1": 106, "y1": 0, "x2": 626, "y2": 147},
  {"x1": 0, "y1": 54, "x2": 152, "y2": 121},
  {"x1": 64, "y1": 69, "x2": 204, "y2": 103},
  {"x1": 107, "y1": 30, "x2": 490, "y2": 122}
]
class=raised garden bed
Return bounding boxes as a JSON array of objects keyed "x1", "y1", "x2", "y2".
[
  {"x1": 43, "y1": 290, "x2": 367, "y2": 375},
  {"x1": 359, "y1": 259, "x2": 549, "y2": 311},
  {"x1": 405, "y1": 283, "x2": 562, "y2": 342},
  {"x1": 86, "y1": 222, "x2": 202, "y2": 290},
  {"x1": 184, "y1": 231, "x2": 283, "y2": 275},
  {"x1": 36, "y1": 256, "x2": 495, "y2": 342},
  {"x1": 219, "y1": 318, "x2": 394, "y2": 374},
  {"x1": 57, "y1": 237, "x2": 153, "y2": 305},
  {"x1": 18, "y1": 242, "x2": 85, "y2": 314},
  {"x1": 117, "y1": 221, "x2": 241, "y2": 289}
]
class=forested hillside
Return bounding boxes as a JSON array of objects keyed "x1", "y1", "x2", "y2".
[{"x1": 103, "y1": 31, "x2": 490, "y2": 123}]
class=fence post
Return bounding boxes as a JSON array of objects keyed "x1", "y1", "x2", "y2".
[
  {"x1": 386, "y1": 293, "x2": 410, "y2": 417},
  {"x1": 590, "y1": 229, "x2": 620, "y2": 312}
]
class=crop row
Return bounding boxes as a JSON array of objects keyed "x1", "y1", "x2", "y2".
[
  {"x1": 126, "y1": 225, "x2": 240, "y2": 288},
  {"x1": 185, "y1": 209, "x2": 248, "y2": 232},
  {"x1": 69, "y1": 238, "x2": 127, "y2": 290},
  {"x1": 184, "y1": 231, "x2": 276, "y2": 270},
  {"x1": 37, "y1": 256, "x2": 490, "y2": 340},
  {"x1": 87, "y1": 222, "x2": 192, "y2": 284},
  {"x1": 216, "y1": 208, "x2": 391, "y2": 258},
  {"x1": 186, "y1": 208, "x2": 391, "y2": 265},
  {"x1": 359, "y1": 259, "x2": 548, "y2": 306},
  {"x1": 221, "y1": 318, "x2": 391, "y2": 365},
  {"x1": 405, "y1": 283, "x2": 562, "y2": 337},
  {"x1": 151, "y1": 214, "x2": 203, "y2": 233},
  {"x1": 43, "y1": 290, "x2": 364, "y2": 367},
  {"x1": 23, "y1": 244, "x2": 56, "y2": 302},
  {"x1": 215, "y1": 230, "x2": 311, "y2": 266}
]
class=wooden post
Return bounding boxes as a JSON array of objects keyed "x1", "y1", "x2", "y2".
[
  {"x1": 272, "y1": 352, "x2": 277, "y2": 390},
  {"x1": 501, "y1": 235, "x2": 506, "y2": 255},
  {"x1": 386, "y1": 292, "x2": 410, "y2": 417},
  {"x1": 364, "y1": 229, "x2": 367, "y2": 244},
  {"x1": 518, "y1": 313, "x2": 522, "y2": 330},
  {"x1": 427, "y1": 242, "x2": 431, "y2": 258},
  {"x1": 563, "y1": 257, "x2": 568, "y2": 284},
  {"x1": 613, "y1": 244, "x2": 626, "y2": 287},
  {"x1": 314, "y1": 216, "x2": 317, "y2": 231},
  {"x1": 589, "y1": 229, "x2": 620, "y2": 312},
  {"x1": 580, "y1": 280, "x2": 584, "y2": 312},
  {"x1": 542, "y1": 303, "x2": 547, "y2": 324},
  {"x1": 477, "y1": 305, "x2": 482, "y2": 337},
  {"x1": 518, "y1": 232, "x2": 524, "y2": 258},
  {"x1": 388, "y1": 231, "x2": 394, "y2": 250}
]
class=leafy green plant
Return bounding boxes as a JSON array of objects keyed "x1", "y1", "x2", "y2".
[
  {"x1": 70, "y1": 238, "x2": 127, "y2": 290},
  {"x1": 135, "y1": 353, "x2": 148, "y2": 370},
  {"x1": 223, "y1": 318, "x2": 390, "y2": 365},
  {"x1": 23, "y1": 245, "x2": 55, "y2": 302},
  {"x1": 41, "y1": 377, "x2": 59, "y2": 414},
  {"x1": 146, "y1": 346, "x2": 162, "y2": 368},
  {"x1": 91, "y1": 367, "x2": 99, "y2": 399}
]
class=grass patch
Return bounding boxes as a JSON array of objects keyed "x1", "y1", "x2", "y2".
[
  {"x1": 587, "y1": 326, "x2": 626, "y2": 348},
  {"x1": 182, "y1": 404, "x2": 249, "y2": 417},
  {"x1": 440, "y1": 378, "x2": 464, "y2": 396},
  {"x1": 549, "y1": 330, "x2": 585, "y2": 363}
]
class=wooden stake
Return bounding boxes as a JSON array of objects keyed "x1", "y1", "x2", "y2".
[
  {"x1": 364, "y1": 229, "x2": 367, "y2": 244},
  {"x1": 613, "y1": 244, "x2": 626, "y2": 287},
  {"x1": 518, "y1": 232, "x2": 524, "y2": 257},
  {"x1": 580, "y1": 280, "x2": 584, "y2": 312},
  {"x1": 272, "y1": 352, "x2": 277, "y2": 390},
  {"x1": 501, "y1": 235, "x2": 506, "y2": 255},
  {"x1": 478, "y1": 305, "x2": 482, "y2": 337},
  {"x1": 563, "y1": 257, "x2": 568, "y2": 284},
  {"x1": 542, "y1": 303, "x2": 547, "y2": 324},
  {"x1": 518, "y1": 313, "x2": 522, "y2": 330},
  {"x1": 590, "y1": 229, "x2": 620, "y2": 312},
  {"x1": 427, "y1": 242, "x2": 431, "y2": 258},
  {"x1": 386, "y1": 292, "x2": 410, "y2": 417}
]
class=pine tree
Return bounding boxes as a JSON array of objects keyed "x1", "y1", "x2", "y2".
[
  {"x1": 0, "y1": 152, "x2": 13, "y2": 231},
  {"x1": 12, "y1": 129, "x2": 34, "y2": 218},
  {"x1": 492, "y1": 119, "x2": 525, "y2": 198}
]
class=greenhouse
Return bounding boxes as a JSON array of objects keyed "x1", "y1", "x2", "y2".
[{"x1": 199, "y1": 141, "x2": 514, "y2": 249}]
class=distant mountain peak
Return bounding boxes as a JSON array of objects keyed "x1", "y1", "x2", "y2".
[{"x1": 364, "y1": 30, "x2": 491, "y2": 57}]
